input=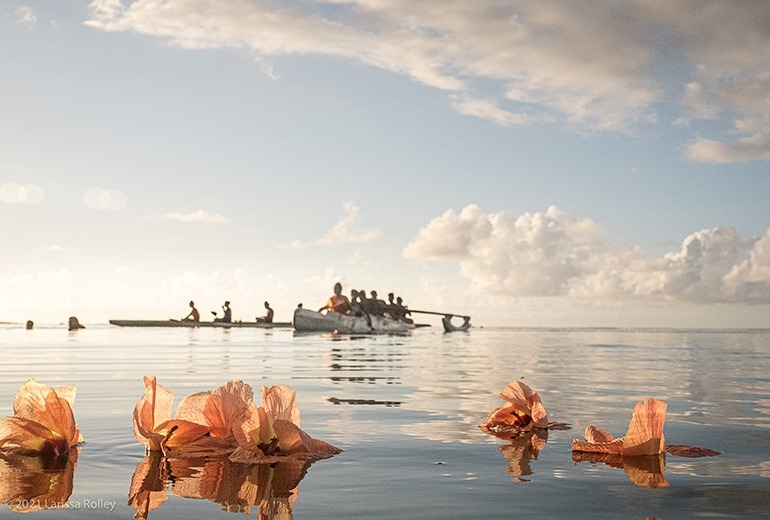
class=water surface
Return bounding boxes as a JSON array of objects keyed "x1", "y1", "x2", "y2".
[{"x1": 0, "y1": 325, "x2": 768, "y2": 518}]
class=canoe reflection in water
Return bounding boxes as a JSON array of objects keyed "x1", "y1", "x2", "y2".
[
  {"x1": 0, "y1": 450, "x2": 78, "y2": 513},
  {"x1": 129, "y1": 453, "x2": 311, "y2": 519}
]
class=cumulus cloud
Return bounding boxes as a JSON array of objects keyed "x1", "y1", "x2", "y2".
[
  {"x1": 156, "y1": 209, "x2": 230, "y2": 223},
  {"x1": 0, "y1": 182, "x2": 44, "y2": 204},
  {"x1": 83, "y1": 187, "x2": 128, "y2": 210},
  {"x1": 404, "y1": 205, "x2": 770, "y2": 304}
]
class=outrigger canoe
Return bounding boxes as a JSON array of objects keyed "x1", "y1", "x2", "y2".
[
  {"x1": 109, "y1": 319, "x2": 292, "y2": 329},
  {"x1": 293, "y1": 307, "x2": 416, "y2": 334},
  {"x1": 441, "y1": 315, "x2": 471, "y2": 332}
]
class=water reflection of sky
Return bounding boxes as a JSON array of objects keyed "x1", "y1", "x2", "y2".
[{"x1": 1, "y1": 326, "x2": 769, "y2": 518}]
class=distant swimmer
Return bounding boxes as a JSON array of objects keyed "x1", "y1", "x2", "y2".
[
  {"x1": 25, "y1": 320, "x2": 34, "y2": 330},
  {"x1": 183, "y1": 300, "x2": 200, "y2": 322},
  {"x1": 68, "y1": 316, "x2": 85, "y2": 331},
  {"x1": 257, "y1": 301, "x2": 274, "y2": 323}
]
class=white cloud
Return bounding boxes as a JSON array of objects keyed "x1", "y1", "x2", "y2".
[
  {"x1": 80, "y1": 1, "x2": 659, "y2": 132},
  {"x1": 157, "y1": 209, "x2": 230, "y2": 223},
  {"x1": 405, "y1": 205, "x2": 770, "y2": 304},
  {"x1": 3, "y1": 268, "x2": 77, "y2": 286},
  {"x1": 314, "y1": 201, "x2": 381, "y2": 246},
  {"x1": 0, "y1": 182, "x2": 44, "y2": 204},
  {"x1": 84, "y1": 1, "x2": 770, "y2": 161},
  {"x1": 83, "y1": 187, "x2": 128, "y2": 210},
  {"x1": 687, "y1": 135, "x2": 770, "y2": 164},
  {"x1": 723, "y1": 228, "x2": 770, "y2": 303},
  {"x1": 114, "y1": 265, "x2": 130, "y2": 275},
  {"x1": 450, "y1": 96, "x2": 535, "y2": 127},
  {"x1": 15, "y1": 5, "x2": 38, "y2": 26}
]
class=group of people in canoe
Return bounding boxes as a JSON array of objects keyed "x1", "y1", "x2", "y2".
[
  {"x1": 319, "y1": 282, "x2": 414, "y2": 324},
  {"x1": 182, "y1": 300, "x2": 274, "y2": 324},
  {"x1": 177, "y1": 282, "x2": 410, "y2": 326}
]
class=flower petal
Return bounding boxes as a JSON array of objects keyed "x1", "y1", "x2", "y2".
[
  {"x1": 0, "y1": 417, "x2": 53, "y2": 453},
  {"x1": 273, "y1": 419, "x2": 342, "y2": 459},
  {"x1": 203, "y1": 380, "x2": 253, "y2": 440},
  {"x1": 622, "y1": 398, "x2": 666, "y2": 456},
  {"x1": 262, "y1": 386, "x2": 300, "y2": 426},
  {"x1": 11, "y1": 379, "x2": 78, "y2": 447},
  {"x1": 665, "y1": 444, "x2": 720, "y2": 458},
  {"x1": 584, "y1": 426, "x2": 615, "y2": 444},
  {"x1": 133, "y1": 376, "x2": 174, "y2": 450}
]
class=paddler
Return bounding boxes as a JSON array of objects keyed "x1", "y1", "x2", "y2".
[{"x1": 319, "y1": 282, "x2": 351, "y2": 314}]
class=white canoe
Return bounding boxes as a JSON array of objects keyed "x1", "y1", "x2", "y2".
[
  {"x1": 109, "y1": 319, "x2": 292, "y2": 329},
  {"x1": 293, "y1": 308, "x2": 416, "y2": 334}
]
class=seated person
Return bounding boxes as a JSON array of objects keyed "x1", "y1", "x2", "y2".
[
  {"x1": 214, "y1": 301, "x2": 232, "y2": 323},
  {"x1": 184, "y1": 300, "x2": 200, "y2": 322},
  {"x1": 349, "y1": 289, "x2": 364, "y2": 316},
  {"x1": 395, "y1": 296, "x2": 413, "y2": 324},
  {"x1": 319, "y1": 282, "x2": 351, "y2": 314},
  {"x1": 257, "y1": 301, "x2": 274, "y2": 323},
  {"x1": 364, "y1": 290, "x2": 386, "y2": 316}
]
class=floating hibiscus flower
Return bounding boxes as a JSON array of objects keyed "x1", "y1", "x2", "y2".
[
  {"x1": 132, "y1": 376, "x2": 252, "y2": 457},
  {"x1": 479, "y1": 380, "x2": 569, "y2": 434},
  {"x1": 0, "y1": 379, "x2": 82, "y2": 463},
  {"x1": 230, "y1": 385, "x2": 342, "y2": 463},
  {"x1": 571, "y1": 397, "x2": 719, "y2": 457},
  {"x1": 571, "y1": 397, "x2": 719, "y2": 487}
]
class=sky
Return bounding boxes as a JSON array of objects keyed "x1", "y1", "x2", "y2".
[{"x1": 1, "y1": 0, "x2": 769, "y2": 328}]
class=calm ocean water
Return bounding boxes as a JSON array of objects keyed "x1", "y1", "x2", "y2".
[{"x1": 0, "y1": 323, "x2": 768, "y2": 519}]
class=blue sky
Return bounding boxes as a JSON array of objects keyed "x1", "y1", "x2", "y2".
[{"x1": 1, "y1": 1, "x2": 769, "y2": 327}]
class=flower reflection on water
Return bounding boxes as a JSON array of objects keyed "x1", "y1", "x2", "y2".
[
  {"x1": 495, "y1": 429, "x2": 548, "y2": 482},
  {"x1": 0, "y1": 449, "x2": 77, "y2": 512},
  {"x1": 128, "y1": 453, "x2": 311, "y2": 519},
  {"x1": 571, "y1": 398, "x2": 720, "y2": 488},
  {"x1": 571, "y1": 451, "x2": 670, "y2": 488}
]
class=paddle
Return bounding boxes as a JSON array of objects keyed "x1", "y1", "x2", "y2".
[{"x1": 408, "y1": 309, "x2": 471, "y2": 320}]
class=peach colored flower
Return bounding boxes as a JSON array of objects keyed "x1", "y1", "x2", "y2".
[
  {"x1": 0, "y1": 379, "x2": 82, "y2": 460},
  {"x1": 132, "y1": 376, "x2": 253, "y2": 457},
  {"x1": 480, "y1": 380, "x2": 567, "y2": 433},
  {"x1": 230, "y1": 385, "x2": 341, "y2": 463},
  {"x1": 572, "y1": 397, "x2": 721, "y2": 460},
  {"x1": 572, "y1": 398, "x2": 667, "y2": 456}
]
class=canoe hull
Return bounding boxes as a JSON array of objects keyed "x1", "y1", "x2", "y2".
[
  {"x1": 109, "y1": 320, "x2": 291, "y2": 329},
  {"x1": 293, "y1": 308, "x2": 415, "y2": 334}
]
